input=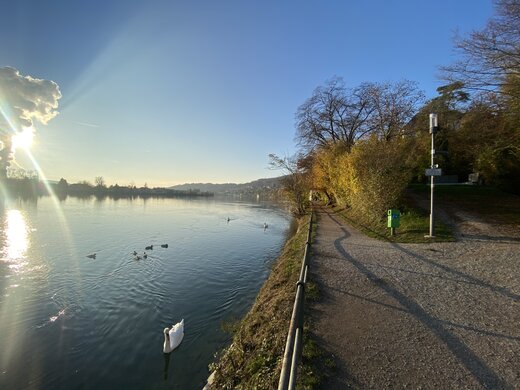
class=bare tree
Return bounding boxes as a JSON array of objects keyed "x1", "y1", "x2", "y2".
[
  {"x1": 296, "y1": 78, "x2": 424, "y2": 149},
  {"x1": 295, "y1": 77, "x2": 376, "y2": 151},
  {"x1": 441, "y1": 0, "x2": 520, "y2": 98},
  {"x1": 268, "y1": 153, "x2": 309, "y2": 215},
  {"x1": 366, "y1": 80, "x2": 425, "y2": 141},
  {"x1": 95, "y1": 176, "x2": 106, "y2": 188},
  {"x1": 295, "y1": 77, "x2": 344, "y2": 149}
]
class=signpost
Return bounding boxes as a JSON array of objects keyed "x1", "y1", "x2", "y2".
[
  {"x1": 426, "y1": 113, "x2": 438, "y2": 238},
  {"x1": 425, "y1": 168, "x2": 442, "y2": 177}
]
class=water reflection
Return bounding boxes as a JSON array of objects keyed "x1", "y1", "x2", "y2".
[
  {"x1": 0, "y1": 196, "x2": 291, "y2": 389},
  {"x1": 2, "y1": 210, "x2": 29, "y2": 269},
  {"x1": 0, "y1": 209, "x2": 32, "y2": 384},
  {"x1": 163, "y1": 352, "x2": 172, "y2": 381}
]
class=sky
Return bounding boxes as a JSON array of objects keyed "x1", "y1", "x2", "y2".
[{"x1": 0, "y1": 0, "x2": 494, "y2": 186}]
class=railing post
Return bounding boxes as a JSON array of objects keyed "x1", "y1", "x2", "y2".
[
  {"x1": 278, "y1": 212, "x2": 313, "y2": 390},
  {"x1": 278, "y1": 286, "x2": 302, "y2": 389},
  {"x1": 288, "y1": 279, "x2": 305, "y2": 389}
]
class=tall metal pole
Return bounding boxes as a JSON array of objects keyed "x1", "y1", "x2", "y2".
[
  {"x1": 429, "y1": 130, "x2": 435, "y2": 237},
  {"x1": 429, "y1": 113, "x2": 438, "y2": 237}
]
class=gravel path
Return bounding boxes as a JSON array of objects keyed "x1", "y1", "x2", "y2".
[{"x1": 309, "y1": 207, "x2": 520, "y2": 389}]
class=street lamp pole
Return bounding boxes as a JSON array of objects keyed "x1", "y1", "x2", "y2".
[{"x1": 428, "y1": 113, "x2": 438, "y2": 237}]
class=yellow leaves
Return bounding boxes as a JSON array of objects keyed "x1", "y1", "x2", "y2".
[{"x1": 310, "y1": 138, "x2": 412, "y2": 221}]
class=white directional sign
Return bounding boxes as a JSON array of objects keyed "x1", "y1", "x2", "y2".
[{"x1": 425, "y1": 168, "x2": 442, "y2": 176}]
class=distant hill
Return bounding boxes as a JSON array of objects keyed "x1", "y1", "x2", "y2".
[{"x1": 170, "y1": 177, "x2": 283, "y2": 195}]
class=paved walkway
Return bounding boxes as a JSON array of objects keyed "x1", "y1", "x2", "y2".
[{"x1": 309, "y1": 207, "x2": 520, "y2": 389}]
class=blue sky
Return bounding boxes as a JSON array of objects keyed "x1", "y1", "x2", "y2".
[{"x1": 0, "y1": 0, "x2": 494, "y2": 186}]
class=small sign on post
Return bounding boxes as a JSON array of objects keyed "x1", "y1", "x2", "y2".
[{"x1": 425, "y1": 168, "x2": 442, "y2": 176}]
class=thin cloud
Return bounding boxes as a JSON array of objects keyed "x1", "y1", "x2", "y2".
[{"x1": 74, "y1": 121, "x2": 100, "y2": 128}]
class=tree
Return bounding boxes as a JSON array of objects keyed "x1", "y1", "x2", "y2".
[
  {"x1": 95, "y1": 176, "x2": 106, "y2": 188},
  {"x1": 296, "y1": 78, "x2": 424, "y2": 151},
  {"x1": 441, "y1": 0, "x2": 520, "y2": 98},
  {"x1": 452, "y1": 95, "x2": 520, "y2": 191},
  {"x1": 400, "y1": 82, "x2": 473, "y2": 180},
  {"x1": 268, "y1": 153, "x2": 309, "y2": 215},
  {"x1": 340, "y1": 136, "x2": 414, "y2": 222},
  {"x1": 365, "y1": 80, "x2": 424, "y2": 141},
  {"x1": 301, "y1": 147, "x2": 338, "y2": 205},
  {"x1": 440, "y1": 1, "x2": 520, "y2": 192},
  {"x1": 295, "y1": 77, "x2": 376, "y2": 151}
]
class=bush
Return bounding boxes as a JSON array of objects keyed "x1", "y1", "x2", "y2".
[{"x1": 335, "y1": 136, "x2": 413, "y2": 222}]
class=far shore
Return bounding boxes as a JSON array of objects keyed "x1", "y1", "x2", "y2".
[{"x1": 0, "y1": 177, "x2": 214, "y2": 200}]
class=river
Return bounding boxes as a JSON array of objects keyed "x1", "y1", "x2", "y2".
[{"x1": 0, "y1": 195, "x2": 292, "y2": 389}]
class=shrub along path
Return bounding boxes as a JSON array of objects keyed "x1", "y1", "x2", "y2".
[{"x1": 308, "y1": 206, "x2": 520, "y2": 389}]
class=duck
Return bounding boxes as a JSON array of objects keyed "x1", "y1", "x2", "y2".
[
  {"x1": 145, "y1": 245, "x2": 154, "y2": 250},
  {"x1": 135, "y1": 255, "x2": 142, "y2": 260},
  {"x1": 143, "y1": 252, "x2": 148, "y2": 259},
  {"x1": 86, "y1": 253, "x2": 96, "y2": 259},
  {"x1": 133, "y1": 251, "x2": 138, "y2": 256},
  {"x1": 163, "y1": 319, "x2": 184, "y2": 353},
  {"x1": 161, "y1": 244, "x2": 168, "y2": 248},
  {"x1": 263, "y1": 222, "x2": 268, "y2": 230}
]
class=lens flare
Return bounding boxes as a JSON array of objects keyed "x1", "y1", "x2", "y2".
[
  {"x1": 4, "y1": 209, "x2": 29, "y2": 261},
  {"x1": 11, "y1": 127, "x2": 34, "y2": 151}
]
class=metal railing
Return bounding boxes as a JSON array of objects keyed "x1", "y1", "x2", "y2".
[{"x1": 278, "y1": 212, "x2": 313, "y2": 390}]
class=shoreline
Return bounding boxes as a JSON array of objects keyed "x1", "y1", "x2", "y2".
[{"x1": 205, "y1": 215, "x2": 318, "y2": 388}]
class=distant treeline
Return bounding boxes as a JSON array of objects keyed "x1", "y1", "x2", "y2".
[
  {"x1": 0, "y1": 177, "x2": 214, "y2": 199},
  {"x1": 170, "y1": 176, "x2": 284, "y2": 199}
]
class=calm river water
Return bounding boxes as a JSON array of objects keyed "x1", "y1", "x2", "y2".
[{"x1": 0, "y1": 195, "x2": 292, "y2": 389}]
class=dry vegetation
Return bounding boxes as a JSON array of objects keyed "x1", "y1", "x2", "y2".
[{"x1": 208, "y1": 216, "x2": 323, "y2": 389}]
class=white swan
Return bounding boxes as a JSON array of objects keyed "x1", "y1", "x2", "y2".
[{"x1": 163, "y1": 319, "x2": 184, "y2": 353}]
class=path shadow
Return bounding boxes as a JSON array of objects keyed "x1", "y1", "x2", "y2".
[
  {"x1": 459, "y1": 233, "x2": 520, "y2": 243},
  {"x1": 323, "y1": 210, "x2": 508, "y2": 389},
  {"x1": 306, "y1": 305, "x2": 363, "y2": 390},
  {"x1": 389, "y1": 242, "x2": 520, "y2": 302},
  {"x1": 326, "y1": 211, "x2": 520, "y2": 303},
  {"x1": 327, "y1": 285, "x2": 520, "y2": 342},
  {"x1": 372, "y1": 264, "x2": 497, "y2": 288}
]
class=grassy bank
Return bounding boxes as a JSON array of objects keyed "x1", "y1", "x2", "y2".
[
  {"x1": 331, "y1": 184, "x2": 520, "y2": 243},
  {"x1": 207, "y1": 215, "x2": 324, "y2": 389},
  {"x1": 330, "y1": 201, "x2": 455, "y2": 243}
]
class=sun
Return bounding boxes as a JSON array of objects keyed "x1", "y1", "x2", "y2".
[{"x1": 12, "y1": 127, "x2": 34, "y2": 151}]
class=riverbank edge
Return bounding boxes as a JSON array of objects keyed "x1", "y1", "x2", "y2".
[{"x1": 205, "y1": 214, "x2": 323, "y2": 389}]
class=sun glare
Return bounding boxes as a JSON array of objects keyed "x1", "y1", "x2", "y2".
[
  {"x1": 3, "y1": 209, "x2": 29, "y2": 264},
  {"x1": 12, "y1": 127, "x2": 34, "y2": 151}
]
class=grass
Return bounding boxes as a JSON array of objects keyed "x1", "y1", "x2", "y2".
[
  {"x1": 332, "y1": 204, "x2": 455, "y2": 243},
  {"x1": 208, "y1": 213, "x2": 327, "y2": 389},
  {"x1": 299, "y1": 283, "x2": 335, "y2": 389},
  {"x1": 331, "y1": 184, "x2": 520, "y2": 243}
]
